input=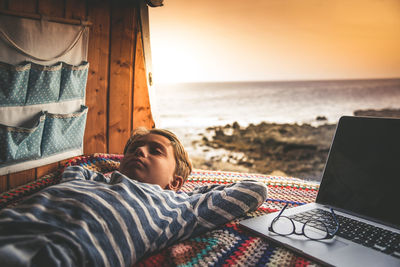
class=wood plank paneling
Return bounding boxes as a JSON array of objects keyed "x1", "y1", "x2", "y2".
[
  {"x1": 0, "y1": 175, "x2": 8, "y2": 192},
  {"x1": 108, "y1": 1, "x2": 138, "y2": 153},
  {"x1": 7, "y1": 0, "x2": 37, "y2": 12},
  {"x1": 9, "y1": 169, "x2": 35, "y2": 189},
  {"x1": 65, "y1": 0, "x2": 86, "y2": 20},
  {"x1": 84, "y1": 0, "x2": 110, "y2": 154},
  {"x1": 36, "y1": 162, "x2": 59, "y2": 178},
  {"x1": 38, "y1": 0, "x2": 63, "y2": 17}
]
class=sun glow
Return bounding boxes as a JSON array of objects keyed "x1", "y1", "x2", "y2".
[{"x1": 149, "y1": 0, "x2": 400, "y2": 83}]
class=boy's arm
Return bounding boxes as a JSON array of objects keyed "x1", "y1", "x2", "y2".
[
  {"x1": 190, "y1": 180, "x2": 267, "y2": 234},
  {"x1": 61, "y1": 165, "x2": 110, "y2": 183},
  {"x1": 187, "y1": 179, "x2": 264, "y2": 195},
  {"x1": 186, "y1": 183, "x2": 229, "y2": 195}
]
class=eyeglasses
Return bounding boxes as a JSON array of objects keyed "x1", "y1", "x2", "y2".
[{"x1": 268, "y1": 204, "x2": 340, "y2": 240}]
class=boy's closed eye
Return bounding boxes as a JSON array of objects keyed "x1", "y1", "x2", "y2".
[
  {"x1": 149, "y1": 145, "x2": 164, "y2": 155},
  {"x1": 128, "y1": 141, "x2": 167, "y2": 156}
]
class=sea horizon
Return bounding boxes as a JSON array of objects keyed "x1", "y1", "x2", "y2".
[
  {"x1": 154, "y1": 77, "x2": 400, "y2": 128},
  {"x1": 157, "y1": 77, "x2": 400, "y2": 86}
]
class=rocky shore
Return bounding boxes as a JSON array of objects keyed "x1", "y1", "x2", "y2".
[{"x1": 192, "y1": 108, "x2": 400, "y2": 181}]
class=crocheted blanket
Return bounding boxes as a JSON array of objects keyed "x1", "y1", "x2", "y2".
[{"x1": 0, "y1": 154, "x2": 321, "y2": 266}]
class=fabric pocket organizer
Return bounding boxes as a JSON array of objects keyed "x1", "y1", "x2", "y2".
[
  {"x1": 59, "y1": 62, "x2": 89, "y2": 101},
  {"x1": 0, "y1": 106, "x2": 88, "y2": 166},
  {"x1": 41, "y1": 105, "x2": 88, "y2": 157},
  {"x1": 0, "y1": 62, "x2": 30, "y2": 107},
  {"x1": 0, "y1": 61, "x2": 88, "y2": 107},
  {"x1": 0, "y1": 112, "x2": 46, "y2": 164}
]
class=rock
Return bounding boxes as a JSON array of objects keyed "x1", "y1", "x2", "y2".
[
  {"x1": 199, "y1": 121, "x2": 336, "y2": 181},
  {"x1": 232, "y1": 121, "x2": 240, "y2": 129}
]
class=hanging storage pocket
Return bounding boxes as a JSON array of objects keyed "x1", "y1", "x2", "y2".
[
  {"x1": 0, "y1": 60, "x2": 88, "y2": 174},
  {"x1": 59, "y1": 61, "x2": 89, "y2": 101},
  {"x1": 0, "y1": 62, "x2": 31, "y2": 107},
  {"x1": 0, "y1": 112, "x2": 46, "y2": 165},
  {"x1": 41, "y1": 105, "x2": 88, "y2": 157},
  {"x1": 26, "y1": 63, "x2": 62, "y2": 105}
]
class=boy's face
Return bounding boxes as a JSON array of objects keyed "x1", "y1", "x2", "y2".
[{"x1": 119, "y1": 133, "x2": 182, "y2": 190}]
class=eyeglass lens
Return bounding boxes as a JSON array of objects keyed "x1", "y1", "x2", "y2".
[
  {"x1": 271, "y1": 216, "x2": 330, "y2": 240},
  {"x1": 303, "y1": 220, "x2": 329, "y2": 240},
  {"x1": 271, "y1": 216, "x2": 294, "y2": 236}
]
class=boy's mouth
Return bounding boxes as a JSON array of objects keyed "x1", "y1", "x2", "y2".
[{"x1": 131, "y1": 158, "x2": 145, "y2": 168}]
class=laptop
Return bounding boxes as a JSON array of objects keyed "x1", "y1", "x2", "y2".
[{"x1": 239, "y1": 116, "x2": 400, "y2": 267}]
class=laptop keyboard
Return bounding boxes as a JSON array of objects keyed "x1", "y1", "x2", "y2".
[{"x1": 289, "y1": 208, "x2": 400, "y2": 259}]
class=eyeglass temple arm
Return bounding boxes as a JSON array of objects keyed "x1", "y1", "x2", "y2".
[
  {"x1": 330, "y1": 208, "x2": 340, "y2": 234},
  {"x1": 276, "y1": 203, "x2": 289, "y2": 218}
]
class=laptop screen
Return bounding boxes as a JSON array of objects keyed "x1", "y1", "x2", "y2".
[{"x1": 316, "y1": 116, "x2": 400, "y2": 227}]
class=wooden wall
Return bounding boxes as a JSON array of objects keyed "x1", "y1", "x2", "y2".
[{"x1": 0, "y1": 0, "x2": 155, "y2": 192}]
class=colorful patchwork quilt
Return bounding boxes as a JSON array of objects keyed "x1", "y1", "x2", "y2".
[{"x1": 0, "y1": 154, "x2": 321, "y2": 266}]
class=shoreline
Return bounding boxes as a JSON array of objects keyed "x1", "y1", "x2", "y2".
[{"x1": 189, "y1": 108, "x2": 400, "y2": 182}]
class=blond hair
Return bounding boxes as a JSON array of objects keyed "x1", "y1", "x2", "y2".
[{"x1": 123, "y1": 127, "x2": 193, "y2": 181}]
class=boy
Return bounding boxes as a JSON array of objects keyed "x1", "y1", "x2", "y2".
[
  {"x1": 0, "y1": 128, "x2": 267, "y2": 267},
  {"x1": 118, "y1": 128, "x2": 193, "y2": 191}
]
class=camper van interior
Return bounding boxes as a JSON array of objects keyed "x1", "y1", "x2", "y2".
[{"x1": 0, "y1": 0, "x2": 399, "y2": 266}]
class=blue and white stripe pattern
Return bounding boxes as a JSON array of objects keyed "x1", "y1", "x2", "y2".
[{"x1": 0, "y1": 166, "x2": 267, "y2": 266}]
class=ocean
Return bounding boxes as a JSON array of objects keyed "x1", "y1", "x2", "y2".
[{"x1": 153, "y1": 78, "x2": 400, "y2": 160}]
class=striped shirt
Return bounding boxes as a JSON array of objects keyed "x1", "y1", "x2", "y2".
[{"x1": 0, "y1": 166, "x2": 267, "y2": 267}]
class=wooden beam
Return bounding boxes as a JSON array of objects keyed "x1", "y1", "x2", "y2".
[{"x1": 133, "y1": 25, "x2": 155, "y2": 129}]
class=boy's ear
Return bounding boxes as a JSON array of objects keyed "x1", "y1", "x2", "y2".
[{"x1": 166, "y1": 175, "x2": 184, "y2": 191}]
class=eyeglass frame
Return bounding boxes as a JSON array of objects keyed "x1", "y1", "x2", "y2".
[{"x1": 268, "y1": 204, "x2": 340, "y2": 240}]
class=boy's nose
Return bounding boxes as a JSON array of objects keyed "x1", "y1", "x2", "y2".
[{"x1": 134, "y1": 146, "x2": 147, "y2": 157}]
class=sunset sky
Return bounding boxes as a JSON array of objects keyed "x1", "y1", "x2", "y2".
[{"x1": 149, "y1": 0, "x2": 400, "y2": 83}]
